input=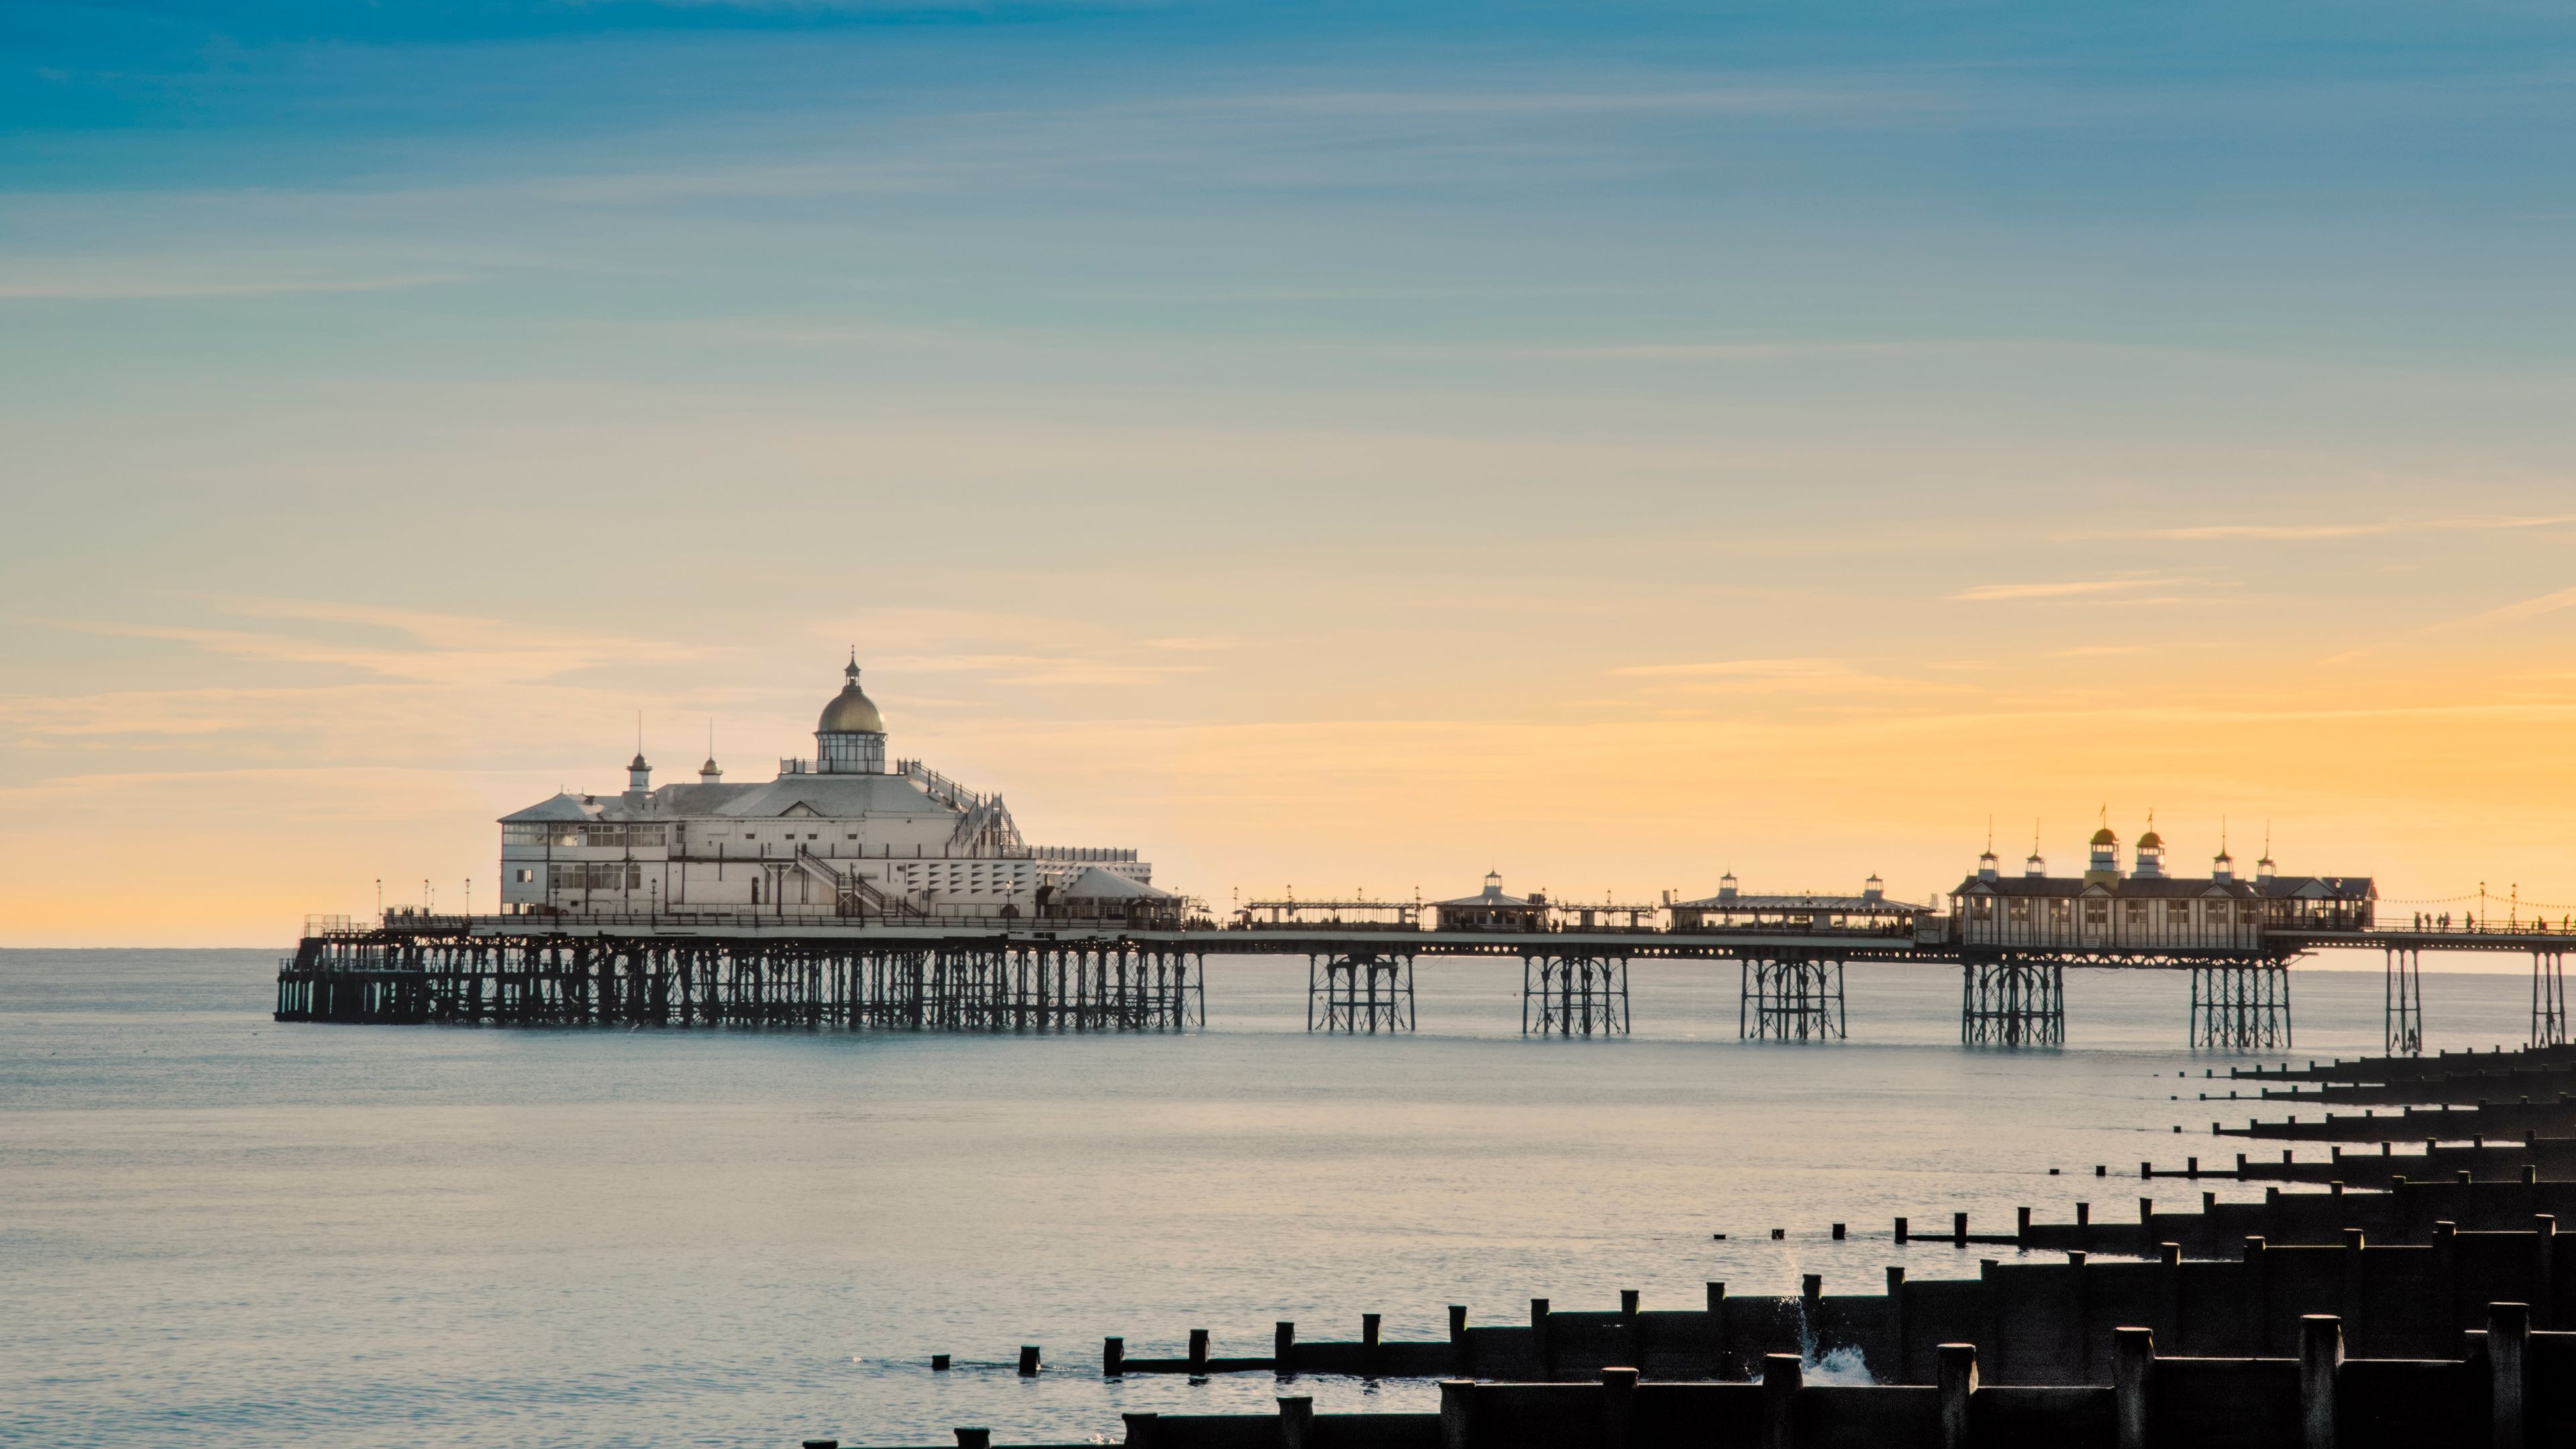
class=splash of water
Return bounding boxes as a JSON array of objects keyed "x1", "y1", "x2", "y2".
[{"x1": 1803, "y1": 1345, "x2": 1874, "y2": 1385}]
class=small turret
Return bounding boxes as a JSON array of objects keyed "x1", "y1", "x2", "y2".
[
  {"x1": 699, "y1": 755, "x2": 722, "y2": 785},
  {"x1": 1863, "y1": 873, "x2": 1885, "y2": 903},
  {"x1": 1976, "y1": 849, "x2": 2000, "y2": 883},
  {"x1": 628, "y1": 752, "x2": 651, "y2": 791},
  {"x1": 2133, "y1": 813, "x2": 2165, "y2": 879},
  {"x1": 1717, "y1": 871, "x2": 1739, "y2": 902}
]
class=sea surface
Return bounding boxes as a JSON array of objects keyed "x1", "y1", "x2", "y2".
[{"x1": 0, "y1": 949, "x2": 2546, "y2": 1448}]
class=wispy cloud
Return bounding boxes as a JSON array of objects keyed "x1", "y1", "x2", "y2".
[
  {"x1": 1950, "y1": 577, "x2": 2186, "y2": 602},
  {"x1": 0, "y1": 273, "x2": 466, "y2": 301},
  {"x1": 2077, "y1": 514, "x2": 2576, "y2": 543},
  {"x1": 1608, "y1": 657, "x2": 1942, "y2": 696},
  {"x1": 2443, "y1": 585, "x2": 2576, "y2": 631},
  {"x1": 48, "y1": 596, "x2": 686, "y2": 686}
]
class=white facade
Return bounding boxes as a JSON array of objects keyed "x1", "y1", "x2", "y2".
[{"x1": 496, "y1": 660, "x2": 1162, "y2": 922}]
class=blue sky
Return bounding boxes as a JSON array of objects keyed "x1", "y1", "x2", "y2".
[{"x1": 5, "y1": 1, "x2": 2575, "y2": 941}]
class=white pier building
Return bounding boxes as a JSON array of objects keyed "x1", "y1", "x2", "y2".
[{"x1": 496, "y1": 658, "x2": 1179, "y2": 924}]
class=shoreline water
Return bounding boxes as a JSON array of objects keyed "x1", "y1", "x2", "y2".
[{"x1": 0, "y1": 949, "x2": 2548, "y2": 1447}]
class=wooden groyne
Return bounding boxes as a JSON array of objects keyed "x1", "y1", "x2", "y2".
[
  {"x1": 825, "y1": 1309, "x2": 2562, "y2": 1449},
  {"x1": 811, "y1": 1042, "x2": 2576, "y2": 1448}
]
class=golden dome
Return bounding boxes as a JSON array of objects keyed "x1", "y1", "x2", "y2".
[
  {"x1": 818, "y1": 657, "x2": 885, "y2": 735},
  {"x1": 2090, "y1": 826, "x2": 2118, "y2": 845},
  {"x1": 2137, "y1": 830, "x2": 2164, "y2": 849}
]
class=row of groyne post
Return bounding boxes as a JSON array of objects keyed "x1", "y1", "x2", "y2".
[{"x1": 812, "y1": 1040, "x2": 2576, "y2": 1449}]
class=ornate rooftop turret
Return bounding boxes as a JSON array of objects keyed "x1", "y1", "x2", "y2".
[
  {"x1": 2134, "y1": 812, "x2": 2166, "y2": 879},
  {"x1": 816, "y1": 652, "x2": 888, "y2": 774}
]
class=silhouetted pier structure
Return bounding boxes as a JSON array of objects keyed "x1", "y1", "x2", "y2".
[{"x1": 276, "y1": 910, "x2": 2576, "y2": 1055}]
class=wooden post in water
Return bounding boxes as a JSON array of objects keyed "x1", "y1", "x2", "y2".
[
  {"x1": 1187, "y1": 1328, "x2": 1210, "y2": 1377},
  {"x1": 1017, "y1": 1345, "x2": 1040, "y2": 1377},
  {"x1": 1707, "y1": 1283, "x2": 1728, "y2": 1379},
  {"x1": 1277, "y1": 1395, "x2": 1315, "y2": 1449},
  {"x1": 1885, "y1": 1267, "x2": 1907, "y2": 1383},
  {"x1": 1437, "y1": 1380, "x2": 1474, "y2": 1449},
  {"x1": 1362, "y1": 1313, "x2": 1381, "y2": 1377},
  {"x1": 2112, "y1": 1328, "x2": 2153, "y2": 1449},
  {"x1": 2491, "y1": 1301, "x2": 2529, "y2": 1449},
  {"x1": 2299, "y1": 1316, "x2": 2341, "y2": 1449},
  {"x1": 1530, "y1": 1298, "x2": 1552, "y2": 1380},
  {"x1": 1447, "y1": 1305, "x2": 1469, "y2": 1377},
  {"x1": 1274, "y1": 1322, "x2": 1295, "y2": 1377},
  {"x1": 1936, "y1": 1344, "x2": 1976, "y2": 1449},
  {"x1": 1600, "y1": 1366, "x2": 1638, "y2": 1449},
  {"x1": 1102, "y1": 1338, "x2": 1122, "y2": 1377},
  {"x1": 1761, "y1": 1354, "x2": 1801, "y2": 1449}
]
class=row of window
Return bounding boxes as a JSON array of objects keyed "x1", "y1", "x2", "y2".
[
  {"x1": 1972, "y1": 898, "x2": 2245, "y2": 927},
  {"x1": 501, "y1": 824, "x2": 669, "y2": 849},
  {"x1": 548, "y1": 863, "x2": 645, "y2": 890}
]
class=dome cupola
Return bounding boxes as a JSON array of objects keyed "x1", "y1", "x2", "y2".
[
  {"x1": 815, "y1": 653, "x2": 888, "y2": 774},
  {"x1": 2133, "y1": 812, "x2": 2166, "y2": 879}
]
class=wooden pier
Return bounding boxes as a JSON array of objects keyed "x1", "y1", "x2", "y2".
[{"x1": 276, "y1": 920, "x2": 1201, "y2": 1030}]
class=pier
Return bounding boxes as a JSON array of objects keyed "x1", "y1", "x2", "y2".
[{"x1": 278, "y1": 910, "x2": 2576, "y2": 1054}]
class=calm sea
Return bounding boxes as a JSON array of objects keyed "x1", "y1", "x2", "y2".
[{"x1": 0, "y1": 949, "x2": 2544, "y2": 1448}]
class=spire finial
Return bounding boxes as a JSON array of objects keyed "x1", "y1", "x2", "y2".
[
  {"x1": 1985, "y1": 815, "x2": 1994, "y2": 853},
  {"x1": 845, "y1": 647, "x2": 859, "y2": 684}
]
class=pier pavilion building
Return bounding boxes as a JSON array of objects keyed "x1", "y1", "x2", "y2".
[
  {"x1": 1668, "y1": 873, "x2": 1926, "y2": 935},
  {"x1": 1951, "y1": 822, "x2": 2373, "y2": 953},
  {"x1": 494, "y1": 657, "x2": 1177, "y2": 924}
]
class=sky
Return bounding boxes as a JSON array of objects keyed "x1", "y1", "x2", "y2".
[{"x1": 3, "y1": 1, "x2": 2575, "y2": 947}]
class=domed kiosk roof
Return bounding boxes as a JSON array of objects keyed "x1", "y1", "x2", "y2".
[
  {"x1": 2090, "y1": 826, "x2": 2118, "y2": 845},
  {"x1": 818, "y1": 657, "x2": 885, "y2": 735}
]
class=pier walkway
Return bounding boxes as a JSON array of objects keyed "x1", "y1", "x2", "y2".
[{"x1": 274, "y1": 912, "x2": 2576, "y2": 1053}]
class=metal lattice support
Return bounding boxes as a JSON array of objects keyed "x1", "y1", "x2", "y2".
[
  {"x1": 278, "y1": 933, "x2": 1201, "y2": 1032},
  {"x1": 1307, "y1": 953, "x2": 1415, "y2": 1033},
  {"x1": 1520, "y1": 955, "x2": 1630, "y2": 1037},
  {"x1": 2534, "y1": 951, "x2": 2567, "y2": 1049},
  {"x1": 2190, "y1": 960, "x2": 2292, "y2": 1051},
  {"x1": 1738, "y1": 957, "x2": 1845, "y2": 1041},
  {"x1": 1960, "y1": 961, "x2": 2064, "y2": 1046},
  {"x1": 2385, "y1": 947, "x2": 2423, "y2": 1057}
]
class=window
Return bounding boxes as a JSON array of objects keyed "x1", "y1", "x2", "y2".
[
  {"x1": 2124, "y1": 901, "x2": 2147, "y2": 927},
  {"x1": 514, "y1": 869, "x2": 533, "y2": 883},
  {"x1": 2006, "y1": 899, "x2": 2030, "y2": 924},
  {"x1": 2084, "y1": 900, "x2": 2108, "y2": 926}
]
